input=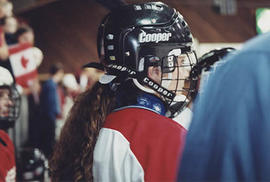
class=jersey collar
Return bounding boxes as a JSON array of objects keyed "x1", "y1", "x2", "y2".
[{"x1": 114, "y1": 93, "x2": 166, "y2": 116}]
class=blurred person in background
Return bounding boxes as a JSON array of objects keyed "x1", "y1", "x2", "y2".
[
  {"x1": 14, "y1": 24, "x2": 34, "y2": 46},
  {"x1": 39, "y1": 62, "x2": 64, "y2": 158},
  {"x1": 55, "y1": 73, "x2": 80, "y2": 140},
  {"x1": 0, "y1": 66, "x2": 20, "y2": 182},
  {"x1": 3, "y1": 16, "x2": 18, "y2": 45},
  {"x1": 174, "y1": 47, "x2": 236, "y2": 130},
  {"x1": 0, "y1": 1, "x2": 12, "y2": 64},
  {"x1": 80, "y1": 62, "x2": 104, "y2": 91},
  {"x1": 61, "y1": 73, "x2": 80, "y2": 118},
  {"x1": 0, "y1": 19, "x2": 8, "y2": 61},
  {"x1": 26, "y1": 54, "x2": 43, "y2": 149},
  {"x1": 0, "y1": 0, "x2": 13, "y2": 18},
  {"x1": 178, "y1": 33, "x2": 270, "y2": 182},
  {"x1": 0, "y1": 0, "x2": 14, "y2": 60}
]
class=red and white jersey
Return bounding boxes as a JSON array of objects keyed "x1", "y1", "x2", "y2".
[
  {"x1": 0, "y1": 130, "x2": 16, "y2": 182},
  {"x1": 93, "y1": 107, "x2": 187, "y2": 182}
]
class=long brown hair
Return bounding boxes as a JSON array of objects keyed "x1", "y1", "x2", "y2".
[{"x1": 49, "y1": 82, "x2": 115, "y2": 181}]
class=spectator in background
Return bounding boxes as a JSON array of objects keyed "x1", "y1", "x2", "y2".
[
  {"x1": 9, "y1": 23, "x2": 43, "y2": 150},
  {"x1": 3, "y1": 16, "x2": 18, "y2": 45},
  {"x1": 0, "y1": 66, "x2": 20, "y2": 182},
  {"x1": 61, "y1": 73, "x2": 79, "y2": 119},
  {"x1": 80, "y1": 62, "x2": 104, "y2": 91},
  {"x1": 0, "y1": 0, "x2": 11, "y2": 62},
  {"x1": 55, "y1": 73, "x2": 79, "y2": 140},
  {"x1": 0, "y1": 0, "x2": 13, "y2": 18},
  {"x1": 39, "y1": 62, "x2": 64, "y2": 158},
  {"x1": 178, "y1": 33, "x2": 270, "y2": 181},
  {"x1": 0, "y1": 0, "x2": 13, "y2": 57},
  {"x1": 0, "y1": 0, "x2": 18, "y2": 74},
  {"x1": 174, "y1": 47, "x2": 236, "y2": 130},
  {"x1": 0, "y1": 23, "x2": 8, "y2": 60},
  {"x1": 14, "y1": 24, "x2": 34, "y2": 46}
]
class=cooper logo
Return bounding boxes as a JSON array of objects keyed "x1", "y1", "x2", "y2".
[
  {"x1": 143, "y1": 77, "x2": 174, "y2": 98},
  {"x1": 108, "y1": 64, "x2": 136, "y2": 75},
  {"x1": 138, "y1": 32, "x2": 172, "y2": 43}
]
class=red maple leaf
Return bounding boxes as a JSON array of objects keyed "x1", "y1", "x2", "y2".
[{"x1": 21, "y1": 56, "x2": 29, "y2": 69}]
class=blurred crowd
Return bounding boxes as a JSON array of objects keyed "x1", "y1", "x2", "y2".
[{"x1": 0, "y1": 0, "x2": 105, "y2": 180}]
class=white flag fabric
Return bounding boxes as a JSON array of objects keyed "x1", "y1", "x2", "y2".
[{"x1": 9, "y1": 43, "x2": 38, "y2": 88}]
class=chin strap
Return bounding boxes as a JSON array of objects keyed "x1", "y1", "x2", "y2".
[
  {"x1": 132, "y1": 79, "x2": 155, "y2": 94},
  {"x1": 167, "y1": 101, "x2": 189, "y2": 118},
  {"x1": 166, "y1": 94, "x2": 190, "y2": 118},
  {"x1": 104, "y1": 64, "x2": 176, "y2": 104}
]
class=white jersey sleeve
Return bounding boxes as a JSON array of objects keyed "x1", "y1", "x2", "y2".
[{"x1": 93, "y1": 128, "x2": 144, "y2": 182}]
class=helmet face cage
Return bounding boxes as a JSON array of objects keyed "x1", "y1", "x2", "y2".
[
  {"x1": 161, "y1": 51, "x2": 197, "y2": 98},
  {"x1": 160, "y1": 49, "x2": 197, "y2": 117},
  {"x1": 0, "y1": 84, "x2": 21, "y2": 128}
]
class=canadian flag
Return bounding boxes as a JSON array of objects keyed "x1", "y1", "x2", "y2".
[{"x1": 9, "y1": 43, "x2": 39, "y2": 88}]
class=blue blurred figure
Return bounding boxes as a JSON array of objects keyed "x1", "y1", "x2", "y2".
[
  {"x1": 178, "y1": 32, "x2": 270, "y2": 182},
  {"x1": 39, "y1": 62, "x2": 64, "y2": 158}
]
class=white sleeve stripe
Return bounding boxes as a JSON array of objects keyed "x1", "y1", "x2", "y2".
[{"x1": 93, "y1": 128, "x2": 145, "y2": 182}]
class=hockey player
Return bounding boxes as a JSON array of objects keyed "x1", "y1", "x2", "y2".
[
  {"x1": 50, "y1": 2, "x2": 197, "y2": 181},
  {"x1": 189, "y1": 47, "x2": 236, "y2": 99},
  {"x1": 0, "y1": 66, "x2": 20, "y2": 182},
  {"x1": 173, "y1": 47, "x2": 236, "y2": 130}
]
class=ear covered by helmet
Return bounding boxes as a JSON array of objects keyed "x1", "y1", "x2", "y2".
[
  {"x1": 189, "y1": 47, "x2": 236, "y2": 100},
  {"x1": 0, "y1": 66, "x2": 21, "y2": 129},
  {"x1": 96, "y1": 1, "x2": 196, "y2": 107}
]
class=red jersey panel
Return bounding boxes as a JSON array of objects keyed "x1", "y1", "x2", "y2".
[
  {"x1": 104, "y1": 108, "x2": 187, "y2": 181},
  {"x1": 0, "y1": 130, "x2": 16, "y2": 182}
]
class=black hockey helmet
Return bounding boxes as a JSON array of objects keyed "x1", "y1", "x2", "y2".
[
  {"x1": 97, "y1": 2, "x2": 197, "y2": 117},
  {"x1": 97, "y1": 2, "x2": 194, "y2": 68}
]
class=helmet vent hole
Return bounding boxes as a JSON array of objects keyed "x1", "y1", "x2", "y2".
[
  {"x1": 182, "y1": 21, "x2": 186, "y2": 27},
  {"x1": 107, "y1": 45, "x2": 114, "y2": 50},
  {"x1": 106, "y1": 34, "x2": 114, "y2": 40},
  {"x1": 125, "y1": 51, "x2": 130, "y2": 56},
  {"x1": 109, "y1": 56, "x2": 116, "y2": 60}
]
